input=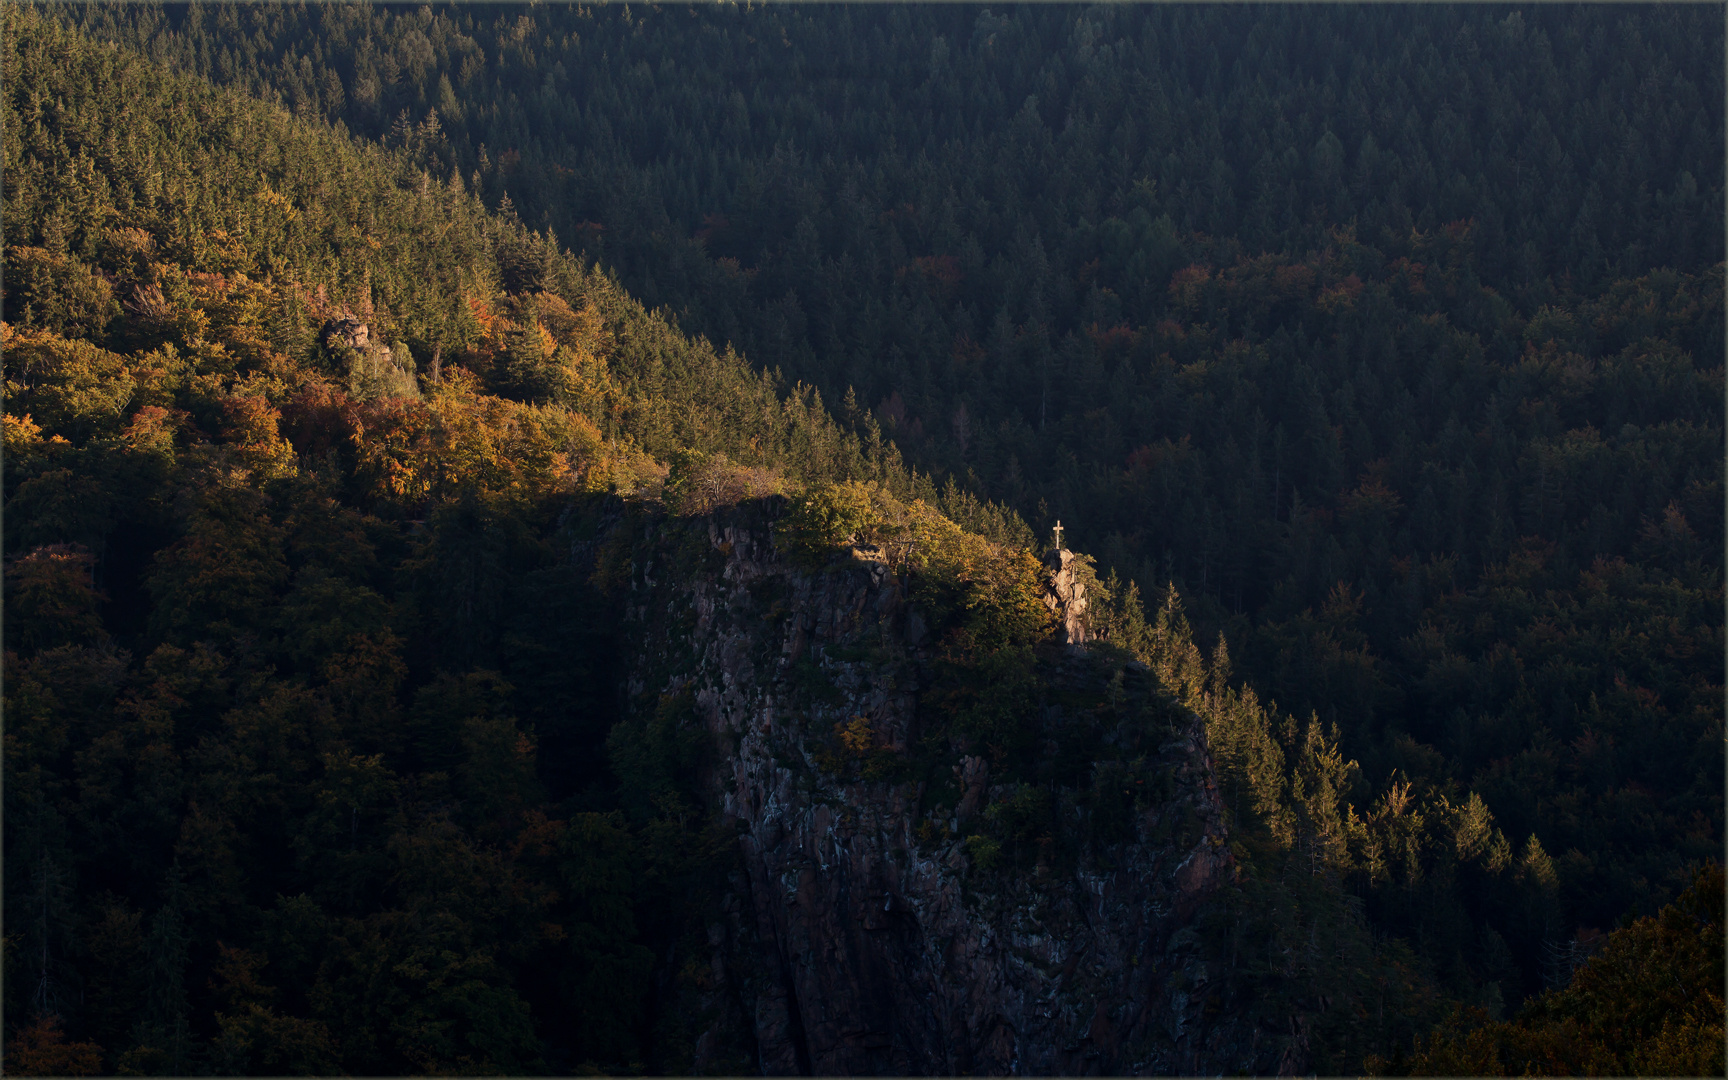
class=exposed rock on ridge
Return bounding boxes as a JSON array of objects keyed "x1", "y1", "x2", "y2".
[
  {"x1": 612, "y1": 500, "x2": 1306, "y2": 1075},
  {"x1": 1043, "y1": 548, "x2": 1091, "y2": 647}
]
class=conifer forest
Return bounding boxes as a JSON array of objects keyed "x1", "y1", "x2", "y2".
[{"x1": 2, "y1": 3, "x2": 1722, "y2": 1075}]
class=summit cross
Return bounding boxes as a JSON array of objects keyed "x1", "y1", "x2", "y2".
[{"x1": 1052, "y1": 520, "x2": 1064, "y2": 551}]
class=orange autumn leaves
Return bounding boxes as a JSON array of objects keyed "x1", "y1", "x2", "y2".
[
  {"x1": 3, "y1": 282, "x2": 617, "y2": 512},
  {"x1": 279, "y1": 374, "x2": 607, "y2": 509}
]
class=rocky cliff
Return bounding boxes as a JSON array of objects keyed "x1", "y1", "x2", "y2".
[{"x1": 607, "y1": 500, "x2": 1307, "y2": 1075}]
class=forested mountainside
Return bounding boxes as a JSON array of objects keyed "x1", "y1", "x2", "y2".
[
  {"x1": 0, "y1": 10, "x2": 1028, "y2": 1073},
  {"x1": 2, "y1": 5, "x2": 1722, "y2": 1077},
  {"x1": 0, "y1": 8, "x2": 1554, "y2": 1074},
  {"x1": 51, "y1": 0, "x2": 1725, "y2": 1009}
]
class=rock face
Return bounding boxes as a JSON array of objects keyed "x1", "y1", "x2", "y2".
[
  {"x1": 614, "y1": 501, "x2": 1304, "y2": 1075},
  {"x1": 1043, "y1": 548, "x2": 1091, "y2": 646},
  {"x1": 321, "y1": 316, "x2": 370, "y2": 351}
]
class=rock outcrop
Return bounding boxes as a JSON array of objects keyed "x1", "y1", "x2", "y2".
[
  {"x1": 612, "y1": 501, "x2": 1306, "y2": 1075},
  {"x1": 321, "y1": 316, "x2": 371, "y2": 351},
  {"x1": 318, "y1": 316, "x2": 419, "y2": 400},
  {"x1": 1043, "y1": 548, "x2": 1091, "y2": 646}
]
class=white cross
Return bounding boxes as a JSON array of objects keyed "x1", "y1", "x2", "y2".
[{"x1": 1052, "y1": 520, "x2": 1064, "y2": 550}]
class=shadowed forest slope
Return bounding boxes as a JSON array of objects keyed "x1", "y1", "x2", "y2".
[
  {"x1": 4, "y1": 4, "x2": 1724, "y2": 1075},
  {"x1": 51, "y1": 0, "x2": 1725, "y2": 997}
]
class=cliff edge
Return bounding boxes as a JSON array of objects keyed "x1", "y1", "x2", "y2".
[{"x1": 609, "y1": 500, "x2": 1306, "y2": 1074}]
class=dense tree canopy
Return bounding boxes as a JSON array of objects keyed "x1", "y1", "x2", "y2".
[
  {"x1": 61, "y1": 0, "x2": 1722, "y2": 1005},
  {"x1": 5, "y1": 3, "x2": 1723, "y2": 1074},
  {"x1": 0, "y1": 10, "x2": 1032, "y2": 1071},
  {"x1": 1376, "y1": 862, "x2": 1724, "y2": 1077}
]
